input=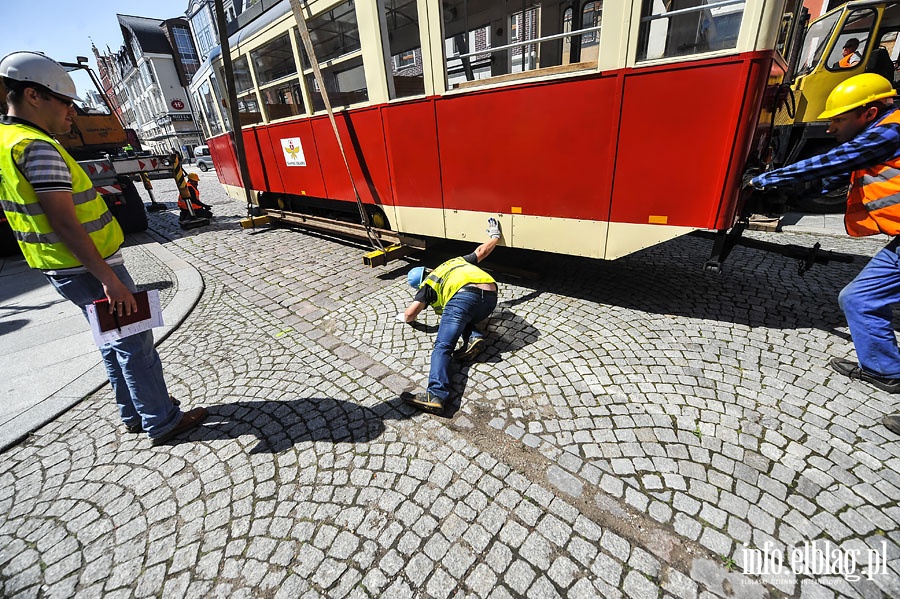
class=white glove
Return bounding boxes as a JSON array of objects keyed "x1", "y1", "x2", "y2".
[
  {"x1": 396, "y1": 311, "x2": 409, "y2": 323},
  {"x1": 486, "y1": 217, "x2": 501, "y2": 239}
]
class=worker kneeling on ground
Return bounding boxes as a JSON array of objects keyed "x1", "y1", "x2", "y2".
[
  {"x1": 751, "y1": 73, "x2": 900, "y2": 436},
  {"x1": 179, "y1": 172, "x2": 212, "y2": 221},
  {"x1": 398, "y1": 218, "x2": 502, "y2": 414}
]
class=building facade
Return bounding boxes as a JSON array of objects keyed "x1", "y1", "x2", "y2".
[{"x1": 93, "y1": 14, "x2": 204, "y2": 157}]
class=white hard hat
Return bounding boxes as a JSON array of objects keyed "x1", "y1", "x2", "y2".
[{"x1": 0, "y1": 51, "x2": 82, "y2": 101}]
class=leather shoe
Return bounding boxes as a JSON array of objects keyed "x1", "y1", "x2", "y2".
[
  {"x1": 151, "y1": 407, "x2": 208, "y2": 446},
  {"x1": 830, "y1": 358, "x2": 900, "y2": 393},
  {"x1": 123, "y1": 395, "x2": 181, "y2": 434},
  {"x1": 884, "y1": 414, "x2": 900, "y2": 436}
]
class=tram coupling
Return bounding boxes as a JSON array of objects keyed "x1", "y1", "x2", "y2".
[{"x1": 694, "y1": 225, "x2": 855, "y2": 275}]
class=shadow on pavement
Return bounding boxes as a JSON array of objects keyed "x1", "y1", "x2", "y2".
[{"x1": 200, "y1": 396, "x2": 413, "y2": 453}]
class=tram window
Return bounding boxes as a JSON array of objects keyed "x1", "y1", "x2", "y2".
[
  {"x1": 580, "y1": 1, "x2": 602, "y2": 63},
  {"x1": 210, "y1": 72, "x2": 230, "y2": 131},
  {"x1": 303, "y1": 0, "x2": 362, "y2": 64},
  {"x1": 261, "y1": 82, "x2": 305, "y2": 121},
  {"x1": 443, "y1": 0, "x2": 595, "y2": 89},
  {"x1": 304, "y1": 55, "x2": 369, "y2": 112},
  {"x1": 237, "y1": 93, "x2": 263, "y2": 126},
  {"x1": 825, "y1": 9, "x2": 876, "y2": 72},
  {"x1": 251, "y1": 33, "x2": 298, "y2": 85},
  {"x1": 636, "y1": 0, "x2": 745, "y2": 62},
  {"x1": 198, "y1": 80, "x2": 224, "y2": 136},
  {"x1": 233, "y1": 55, "x2": 255, "y2": 93},
  {"x1": 382, "y1": 0, "x2": 425, "y2": 99}
]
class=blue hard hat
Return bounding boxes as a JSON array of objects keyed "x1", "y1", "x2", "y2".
[{"x1": 407, "y1": 266, "x2": 426, "y2": 288}]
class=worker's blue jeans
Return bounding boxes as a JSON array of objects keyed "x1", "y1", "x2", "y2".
[
  {"x1": 838, "y1": 237, "x2": 900, "y2": 378},
  {"x1": 427, "y1": 288, "x2": 497, "y2": 400},
  {"x1": 47, "y1": 265, "x2": 182, "y2": 438}
]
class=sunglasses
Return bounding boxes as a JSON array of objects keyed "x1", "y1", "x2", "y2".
[{"x1": 45, "y1": 91, "x2": 75, "y2": 108}]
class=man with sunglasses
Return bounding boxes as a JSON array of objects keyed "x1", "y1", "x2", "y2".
[{"x1": 0, "y1": 51, "x2": 207, "y2": 445}]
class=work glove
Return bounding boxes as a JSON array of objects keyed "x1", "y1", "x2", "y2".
[
  {"x1": 396, "y1": 311, "x2": 410, "y2": 323},
  {"x1": 486, "y1": 217, "x2": 501, "y2": 239}
]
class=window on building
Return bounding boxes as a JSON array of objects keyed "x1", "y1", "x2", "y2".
[
  {"x1": 636, "y1": 0, "x2": 745, "y2": 62},
  {"x1": 173, "y1": 25, "x2": 201, "y2": 80},
  {"x1": 140, "y1": 62, "x2": 156, "y2": 87},
  {"x1": 382, "y1": 0, "x2": 424, "y2": 99},
  {"x1": 191, "y1": 8, "x2": 216, "y2": 60}
]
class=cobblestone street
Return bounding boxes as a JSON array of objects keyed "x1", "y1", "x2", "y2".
[{"x1": 1, "y1": 171, "x2": 899, "y2": 598}]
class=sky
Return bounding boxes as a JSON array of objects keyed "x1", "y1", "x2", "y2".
[{"x1": 1, "y1": 1, "x2": 191, "y2": 71}]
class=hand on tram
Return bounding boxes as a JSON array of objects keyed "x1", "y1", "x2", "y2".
[{"x1": 486, "y1": 218, "x2": 501, "y2": 239}]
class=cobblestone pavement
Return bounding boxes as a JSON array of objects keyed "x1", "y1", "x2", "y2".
[{"x1": 1, "y1": 172, "x2": 899, "y2": 598}]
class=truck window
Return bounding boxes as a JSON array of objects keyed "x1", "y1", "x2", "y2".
[
  {"x1": 825, "y1": 8, "x2": 877, "y2": 72},
  {"x1": 794, "y1": 10, "x2": 840, "y2": 77}
]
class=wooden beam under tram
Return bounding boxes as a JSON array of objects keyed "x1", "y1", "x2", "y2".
[{"x1": 262, "y1": 210, "x2": 426, "y2": 264}]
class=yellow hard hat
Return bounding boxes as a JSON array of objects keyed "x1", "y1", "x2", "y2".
[
  {"x1": 818, "y1": 73, "x2": 896, "y2": 119},
  {"x1": 187, "y1": 172, "x2": 199, "y2": 182}
]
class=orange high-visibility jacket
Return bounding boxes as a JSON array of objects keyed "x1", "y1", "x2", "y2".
[
  {"x1": 178, "y1": 181, "x2": 203, "y2": 211},
  {"x1": 846, "y1": 110, "x2": 900, "y2": 237}
]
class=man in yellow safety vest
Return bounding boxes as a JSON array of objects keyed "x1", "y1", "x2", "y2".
[
  {"x1": 398, "y1": 218, "x2": 502, "y2": 414},
  {"x1": 0, "y1": 51, "x2": 207, "y2": 445}
]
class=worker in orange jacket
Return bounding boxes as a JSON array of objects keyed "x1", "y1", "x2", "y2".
[{"x1": 179, "y1": 172, "x2": 212, "y2": 220}]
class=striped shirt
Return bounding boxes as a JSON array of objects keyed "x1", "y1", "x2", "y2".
[{"x1": 752, "y1": 107, "x2": 900, "y2": 189}]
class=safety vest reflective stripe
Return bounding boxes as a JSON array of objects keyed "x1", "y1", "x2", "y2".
[
  {"x1": 863, "y1": 191, "x2": 900, "y2": 211},
  {"x1": 846, "y1": 110, "x2": 900, "y2": 237},
  {"x1": 425, "y1": 263, "x2": 466, "y2": 287},
  {"x1": 0, "y1": 198, "x2": 43, "y2": 216},
  {"x1": 0, "y1": 188, "x2": 95, "y2": 215},
  {"x1": 72, "y1": 188, "x2": 97, "y2": 206},
  {"x1": 860, "y1": 166, "x2": 900, "y2": 186},
  {"x1": 9, "y1": 210, "x2": 114, "y2": 245}
]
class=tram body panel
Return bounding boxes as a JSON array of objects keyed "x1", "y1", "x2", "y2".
[
  {"x1": 434, "y1": 75, "x2": 620, "y2": 222},
  {"x1": 309, "y1": 108, "x2": 393, "y2": 207},
  {"x1": 264, "y1": 120, "x2": 328, "y2": 198},
  {"x1": 611, "y1": 59, "x2": 750, "y2": 231}
]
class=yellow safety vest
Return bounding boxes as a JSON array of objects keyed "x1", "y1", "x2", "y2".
[
  {"x1": 846, "y1": 110, "x2": 900, "y2": 237},
  {"x1": 422, "y1": 257, "x2": 496, "y2": 314},
  {"x1": 0, "y1": 120, "x2": 123, "y2": 270}
]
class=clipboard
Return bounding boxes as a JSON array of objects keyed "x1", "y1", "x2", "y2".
[{"x1": 86, "y1": 289, "x2": 164, "y2": 346}]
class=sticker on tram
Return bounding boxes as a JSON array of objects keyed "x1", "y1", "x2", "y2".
[{"x1": 281, "y1": 138, "x2": 306, "y2": 167}]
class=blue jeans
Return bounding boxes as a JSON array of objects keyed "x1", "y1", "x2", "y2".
[
  {"x1": 47, "y1": 264, "x2": 182, "y2": 438},
  {"x1": 838, "y1": 238, "x2": 900, "y2": 378},
  {"x1": 427, "y1": 288, "x2": 497, "y2": 400}
]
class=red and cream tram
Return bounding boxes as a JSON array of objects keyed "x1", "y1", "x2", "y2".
[{"x1": 191, "y1": 0, "x2": 790, "y2": 260}]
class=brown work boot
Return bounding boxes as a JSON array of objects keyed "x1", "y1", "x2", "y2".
[{"x1": 151, "y1": 407, "x2": 208, "y2": 446}]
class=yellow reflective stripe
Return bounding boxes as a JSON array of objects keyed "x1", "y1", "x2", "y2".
[
  {"x1": 0, "y1": 198, "x2": 44, "y2": 216},
  {"x1": 426, "y1": 263, "x2": 466, "y2": 287}
]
